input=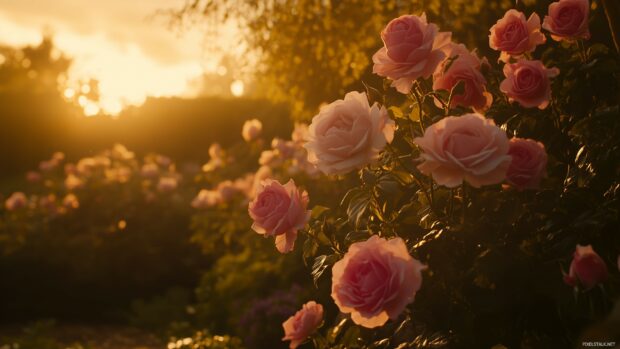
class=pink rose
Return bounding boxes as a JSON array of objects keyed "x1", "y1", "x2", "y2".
[
  {"x1": 140, "y1": 163, "x2": 159, "y2": 178},
  {"x1": 65, "y1": 174, "x2": 84, "y2": 191},
  {"x1": 543, "y1": 0, "x2": 590, "y2": 42},
  {"x1": 191, "y1": 189, "x2": 220, "y2": 209},
  {"x1": 62, "y1": 194, "x2": 80, "y2": 209},
  {"x1": 433, "y1": 43, "x2": 493, "y2": 112},
  {"x1": 248, "y1": 179, "x2": 310, "y2": 253},
  {"x1": 26, "y1": 171, "x2": 42, "y2": 183},
  {"x1": 489, "y1": 10, "x2": 546, "y2": 62},
  {"x1": 242, "y1": 118, "x2": 263, "y2": 142},
  {"x1": 157, "y1": 177, "x2": 178, "y2": 193},
  {"x1": 413, "y1": 113, "x2": 511, "y2": 188},
  {"x1": 373, "y1": 13, "x2": 452, "y2": 94},
  {"x1": 500, "y1": 60, "x2": 559, "y2": 109},
  {"x1": 506, "y1": 138, "x2": 547, "y2": 190},
  {"x1": 564, "y1": 245, "x2": 608, "y2": 289},
  {"x1": 282, "y1": 301, "x2": 323, "y2": 349},
  {"x1": 304, "y1": 91, "x2": 395, "y2": 175},
  {"x1": 332, "y1": 236, "x2": 425, "y2": 328},
  {"x1": 5, "y1": 192, "x2": 28, "y2": 211},
  {"x1": 216, "y1": 180, "x2": 239, "y2": 202}
]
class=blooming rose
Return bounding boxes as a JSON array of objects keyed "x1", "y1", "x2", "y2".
[
  {"x1": 5, "y1": 192, "x2": 27, "y2": 211},
  {"x1": 65, "y1": 174, "x2": 84, "y2": 191},
  {"x1": 157, "y1": 177, "x2": 178, "y2": 193},
  {"x1": 62, "y1": 194, "x2": 80, "y2": 209},
  {"x1": 216, "y1": 180, "x2": 239, "y2": 202},
  {"x1": 26, "y1": 171, "x2": 42, "y2": 183},
  {"x1": 332, "y1": 235, "x2": 425, "y2": 328},
  {"x1": 564, "y1": 245, "x2": 608, "y2": 289},
  {"x1": 414, "y1": 113, "x2": 511, "y2": 188},
  {"x1": 191, "y1": 189, "x2": 220, "y2": 209},
  {"x1": 373, "y1": 13, "x2": 452, "y2": 94},
  {"x1": 500, "y1": 60, "x2": 559, "y2": 109},
  {"x1": 489, "y1": 10, "x2": 546, "y2": 62},
  {"x1": 433, "y1": 43, "x2": 493, "y2": 112},
  {"x1": 506, "y1": 138, "x2": 547, "y2": 190},
  {"x1": 543, "y1": 0, "x2": 590, "y2": 42},
  {"x1": 282, "y1": 301, "x2": 323, "y2": 349},
  {"x1": 248, "y1": 179, "x2": 310, "y2": 253},
  {"x1": 304, "y1": 91, "x2": 395, "y2": 175},
  {"x1": 242, "y1": 118, "x2": 263, "y2": 142},
  {"x1": 140, "y1": 163, "x2": 159, "y2": 178}
]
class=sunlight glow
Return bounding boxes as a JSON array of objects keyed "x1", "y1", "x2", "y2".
[
  {"x1": 230, "y1": 80, "x2": 245, "y2": 97},
  {"x1": 0, "y1": 3, "x2": 245, "y2": 116}
]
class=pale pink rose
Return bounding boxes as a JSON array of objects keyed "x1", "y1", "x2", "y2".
[
  {"x1": 251, "y1": 166, "x2": 272, "y2": 198},
  {"x1": 543, "y1": 0, "x2": 590, "y2": 42},
  {"x1": 291, "y1": 123, "x2": 310, "y2": 144},
  {"x1": 140, "y1": 163, "x2": 159, "y2": 178},
  {"x1": 248, "y1": 179, "x2": 310, "y2": 253},
  {"x1": 564, "y1": 245, "x2": 608, "y2": 289},
  {"x1": 414, "y1": 113, "x2": 511, "y2": 188},
  {"x1": 242, "y1": 118, "x2": 263, "y2": 142},
  {"x1": 500, "y1": 60, "x2": 559, "y2": 109},
  {"x1": 112, "y1": 144, "x2": 134, "y2": 160},
  {"x1": 191, "y1": 189, "x2": 220, "y2": 209},
  {"x1": 331, "y1": 236, "x2": 426, "y2": 328},
  {"x1": 76, "y1": 157, "x2": 97, "y2": 175},
  {"x1": 433, "y1": 43, "x2": 493, "y2": 112},
  {"x1": 304, "y1": 91, "x2": 395, "y2": 175},
  {"x1": 65, "y1": 174, "x2": 84, "y2": 191},
  {"x1": 52, "y1": 152, "x2": 65, "y2": 162},
  {"x1": 373, "y1": 13, "x2": 452, "y2": 94},
  {"x1": 62, "y1": 194, "x2": 80, "y2": 209},
  {"x1": 105, "y1": 167, "x2": 132, "y2": 183},
  {"x1": 39, "y1": 159, "x2": 57, "y2": 172},
  {"x1": 233, "y1": 173, "x2": 255, "y2": 198},
  {"x1": 489, "y1": 10, "x2": 546, "y2": 62},
  {"x1": 208, "y1": 143, "x2": 223, "y2": 160},
  {"x1": 506, "y1": 138, "x2": 547, "y2": 190},
  {"x1": 282, "y1": 301, "x2": 323, "y2": 349},
  {"x1": 272, "y1": 138, "x2": 296, "y2": 159},
  {"x1": 157, "y1": 177, "x2": 178, "y2": 193},
  {"x1": 155, "y1": 155, "x2": 171, "y2": 167},
  {"x1": 26, "y1": 171, "x2": 42, "y2": 183},
  {"x1": 259, "y1": 150, "x2": 280, "y2": 166},
  {"x1": 5, "y1": 192, "x2": 27, "y2": 211},
  {"x1": 216, "y1": 180, "x2": 239, "y2": 202}
]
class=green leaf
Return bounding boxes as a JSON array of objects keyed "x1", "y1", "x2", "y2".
[
  {"x1": 311, "y1": 205, "x2": 330, "y2": 219},
  {"x1": 389, "y1": 106, "x2": 405, "y2": 119},
  {"x1": 311, "y1": 254, "x2": 339, "y2": 287}
]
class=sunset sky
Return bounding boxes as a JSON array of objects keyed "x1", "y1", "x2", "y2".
[{"x1": 0, "y1": 0, "x2": 240, "y2": 114}]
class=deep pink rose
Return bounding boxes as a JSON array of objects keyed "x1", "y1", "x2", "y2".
[
  {"x1": 331, "y1": 235, "x2": 426, "y2": 328},
  {"x1": 489, "y1": 10, "x2": 546, "y2": 62},
  {"x1": 248, "y1": 179, "x2": 310, "y2": 253},
  {"x1": 304, "y1": 91, "x2": 395, "y2": 175},
  {"x1": 373, "y1": 13, "x2": 452, "y2": 94},
  {"x1": 413, "y1": 113, "x2": 511, "y2": 188},
  {"x1": 500, "y1": 60, "x2": 559, "y2": 109},
  {"x1": 543, "y1": 0, "x2": 590, "y2": 42},
  {"x1": 564, "y1": 245, "x2": 608, "y2": 289},
  {"x1": 506, "y1": 138, "x2": 548, "y2": 190},
  {"x1": 433, "y1": 43, "x2": 493, "y2": 112},
  {"x1": 282, "y1": 301, "x2": 323, "y2": 349}
]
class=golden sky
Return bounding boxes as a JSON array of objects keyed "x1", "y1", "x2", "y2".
[{"x1": 0, "y1": 0, "x2": 239, "y2": 114}]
